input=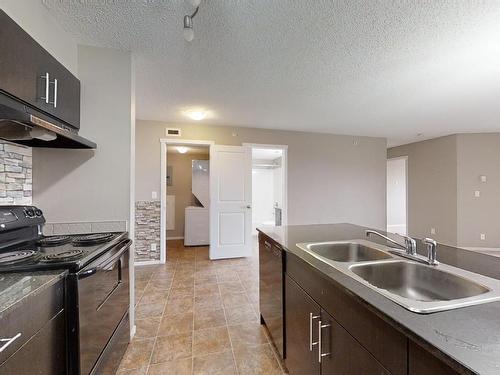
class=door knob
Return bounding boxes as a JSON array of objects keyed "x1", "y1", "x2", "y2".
[{"x1": 244, "y1": 205, "x2": 251, "y2": 209}]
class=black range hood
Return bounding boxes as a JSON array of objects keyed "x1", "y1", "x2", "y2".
[{"x1": 0, "y1": 91, "x2": 96, "y2": 149}]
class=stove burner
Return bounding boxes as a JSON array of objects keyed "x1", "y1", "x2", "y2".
[
  {"x1": 0, "y1": 250, "x2": 37, "y2": 265},
  {"x1": 38, "y1": 236, "x2": 71, "y2": 246},
  {"x1": 72, "y1": 233, "x2": 114, "y2": 246},
  {"x1": 40, "y1": 250, "x2": 84, "y2": 263}
]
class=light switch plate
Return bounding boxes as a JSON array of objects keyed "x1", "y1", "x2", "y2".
[
  {"x1": 152, "y1": 191, "x2": 158, "y2": 199},
  {"x1": 480, "y1": 233, "x2": 486, "y2": 240},
  {"x1": 480, "y1": 175, "x2": 487, "y2": 183},
  {"x1": 474, "y1": 190, "x2": 481, "y2": 198},
  {"x1": 431, "y1": 228, "x2": 436, "y2": 235}
]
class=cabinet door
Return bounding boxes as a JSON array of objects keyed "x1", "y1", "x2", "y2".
[
  {"x1": 0, "y1": 310, "x2": 66, "y2": 375},
  {"x1": 0, "y1": 10, "x2": 80, "y2": 129},
  {"x1": 0, "y1": 10, "x2": 45, "y2": 108},
  {"x1": 409, "y1": 341, "x2": 460, "y2": 375},
  {"x1": 47, "y1": 57, "x2": 81, "y2": 129},
  {"x1": 319, "y1": 309, "x2": 390, "y2": 375},
  {"x1": 285, "y1": 275, "x2": 321, "y2": 375}
]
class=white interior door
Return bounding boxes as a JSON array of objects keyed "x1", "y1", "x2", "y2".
[{"x1": 210, "y1": 145, "x2": 252, "y2": 259}]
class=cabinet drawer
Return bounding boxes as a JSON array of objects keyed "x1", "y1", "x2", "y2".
[
  {"x1": 0, "y1": 278, "x2": 64, "y2": 365},
  {"x1": 286, "y1": 252, "x2": 407, "y2": 374},
  {"x1": 0, "y1": 309, "x2": 66, "y2": 375}
]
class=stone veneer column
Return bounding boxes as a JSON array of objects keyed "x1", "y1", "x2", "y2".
[{"x1": 135, "y1": 200, "x2": 161, "y2": 262}]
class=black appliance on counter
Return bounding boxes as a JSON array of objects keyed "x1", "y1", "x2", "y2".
[{"x1": 0, "y1": 206, "x2": 131, "y2": 375}]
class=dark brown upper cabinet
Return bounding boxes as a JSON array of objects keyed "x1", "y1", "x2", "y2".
[{"x1": 0, "y1": 10, "x2": 80, "y2": 129}]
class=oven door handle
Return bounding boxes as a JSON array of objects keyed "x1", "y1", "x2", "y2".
[
  {"x1": 78, "y1": 267, "x2": 97, "y2": 279},
  {"x1": 99, "y1": 239, "x2": 132, "y2": 270}
]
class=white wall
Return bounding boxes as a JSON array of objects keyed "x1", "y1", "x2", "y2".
[
  {"x1": 386, "y1": 158, "x2": 407, "y2": 235},
  {"x1": 252, "y1": 168, "x2": 275, "y2": 227},
  {"x1": 0, "y1": 0, "x2": 78, "y2": 75}
]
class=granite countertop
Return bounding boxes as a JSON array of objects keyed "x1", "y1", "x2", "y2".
[
  {"x1": 0, "y1": 270, "x2": 67, "y2": 317},
  {"x1": 258, "y1": 223, "x2": 500, "y2": 375}
]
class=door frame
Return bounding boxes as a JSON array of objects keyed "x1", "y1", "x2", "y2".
[
  {"x1": 386, "y1": 156, "x2": 408, "y2": 235},
  {"x1": 159, "y1": 138, "x2": 215, "y2": 263},
  {"x1": 243, "y1": 143, "x2": 289, "y2": 227}
]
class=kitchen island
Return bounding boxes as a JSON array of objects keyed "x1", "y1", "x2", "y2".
[{"x1": 258, "y1": 223, "x2": 500, "y2": 375}]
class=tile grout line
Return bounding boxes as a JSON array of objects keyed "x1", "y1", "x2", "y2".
[
  {"x1": 145, "y1": 259, "x2": 176, "y2": 374},
  {"x1": 216, "y1": 268, "x2": 241, "y2": 375}
]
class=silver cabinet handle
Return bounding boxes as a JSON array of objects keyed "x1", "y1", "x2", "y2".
[
  {"x1": 0, "y1": 333, "x2": 21, "y2": 353},
  {"x1": 51, "y1": 78, "x2": 58, "y2": 108},
  {"x1": 41, "y1": 73, "x2": 50, "y2": 103},
  {"x1": 264, "y1": 240, "x2": 272, "y2": 249},
  {"x1": 318, "y1": 320, "x2": 331, "y2": 363},
  {"x1": 309, "y1": 313, "x2": 320, "y2": 351}
]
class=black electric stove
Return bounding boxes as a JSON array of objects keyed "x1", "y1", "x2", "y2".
[
  {"x1": 0, "y1": 206, "x2": 131, "y2": 375},
  {"x1": 0, "y1": 232, "x2": 127, "y2": 273}
]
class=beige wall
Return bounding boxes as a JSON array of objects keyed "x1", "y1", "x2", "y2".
[
  {"x1": 33, "y1": 46, "x2": 134, "y2": 224},
  {"x1": 457, "y1": 134, "x2": 500, "y2": 248},
  {"x1": 166, "y1": 150, "x2": 209, "y2": 238},
  {"x1": 136, "y1": 121, "x2": 387, "y2": 229},
  {"x1": 388, "y1": 135, "x2": 458, "y2": 246},
  {"x1": 388, "y1": 133, "x2": 500, "y2": 248}
]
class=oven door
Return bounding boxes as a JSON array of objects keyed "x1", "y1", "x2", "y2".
[{"x1": 76, "y1": 239, "x2": 131, "y2": 375}]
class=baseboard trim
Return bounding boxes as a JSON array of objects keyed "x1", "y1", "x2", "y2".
[
  {"x1": 167, "y1": 236, "x2": 184, "y2": 240},
  {"x1": 134, "y1": 260, "x2": 161, "y2": 266}
]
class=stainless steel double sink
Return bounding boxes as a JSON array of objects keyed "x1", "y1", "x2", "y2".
[{"x1": 296, "y1": 240, "x2": 500, "y2": 313}]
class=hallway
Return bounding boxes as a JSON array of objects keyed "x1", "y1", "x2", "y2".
[{"x1": 117, "y1": 240, "x2": 285, "y2": 374}]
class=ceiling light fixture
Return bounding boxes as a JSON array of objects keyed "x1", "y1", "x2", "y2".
[
  {"x1": 177, "y1": 146, "x2": 189, "y2": 154},
  {"x1": 183, "y1": 1, "x2": 201, "y2": 42},
  {"x1": 185, "y1": 110, "x2": 207, "y2": 121}
]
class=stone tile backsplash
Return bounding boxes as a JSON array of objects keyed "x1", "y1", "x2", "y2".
[
  {"x1": 0, "y1": 142, "x2": 32, "y2": 205},
  {"x1": 135, "y1": 200, "x2": 161, "y2": 262}
]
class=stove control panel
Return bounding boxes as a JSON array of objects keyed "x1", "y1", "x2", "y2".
[{"x1": 0, "y1": 206, "x2": 45, "y2": 231}]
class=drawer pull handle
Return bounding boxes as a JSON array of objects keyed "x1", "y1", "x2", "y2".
[
  {"x1": 318, "y1": 320, "x2": 331, "y2": 363},
  {"x1": 0, "y1": 332, "x2": 21, "y2": 353},
  {"x1": 264, "y1": 241, "x2": 272, "y2": 249},
  {"x1": 309, "y1": 313, "x2": 320, "y2": 351}
]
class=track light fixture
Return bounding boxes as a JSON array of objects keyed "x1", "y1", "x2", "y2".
[{"x1": 183, "y1": 0, "x2": 201, "y2": 42}]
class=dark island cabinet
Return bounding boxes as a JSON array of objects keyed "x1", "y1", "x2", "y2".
[
  {"x1": 409, "y1": 341, "x2": 460, "y2": 375},
  {"x1": 0, "y1": 10, "x2": 80, "y2": 129},
  {"x1": 285, "y1": 274, "x2": 390, "y2": 375},
  {"x1": 285, "y1": 274, "x2": 321, "y2": 375},
  {"x1": 259, "y1": 231, "x2": 464, "y2": 375}
]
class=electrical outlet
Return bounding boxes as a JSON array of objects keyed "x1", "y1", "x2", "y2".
[
  {"x1": 151, "y1": 243, "x2": 157, "y2": 251},
  {"x1": 480, "y1": 233, "x2": 486, "y2": 241},
  {"x1": 431, "y1": 228, "x2": 436, "y2": 235},
  {"x1": 474, "y1": 190, "x2": 481, "y2": 198},
  {"x1": 480, "y1": 175, "x2": 487, "y2": 183}
]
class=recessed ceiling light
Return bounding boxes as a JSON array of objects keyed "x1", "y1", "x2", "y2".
[{"x1": 177, "y1": 146, "x2": 189, "y2": 154}]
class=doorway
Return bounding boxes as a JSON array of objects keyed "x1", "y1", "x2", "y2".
[
  {"x1": 244, "y1": 143, "x2": 288, "y2": 235},
  {"x1": 160, "y1": 139, "x2": 214, "y2": 263},
  {"x1": 387, "y1": 157, "x2": 408, "y2": 235}
]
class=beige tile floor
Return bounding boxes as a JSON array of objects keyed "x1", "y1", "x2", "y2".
[{"x1": 116, "y1": 240, "x2": 286, "y2": 375}]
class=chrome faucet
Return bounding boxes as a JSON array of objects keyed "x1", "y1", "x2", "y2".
[
  {"x1": 365, "y1": 230, "x2": 417, "y2": 255},
  {"x1": 365, "y1": 230, "x2": 438, "y2": 266},
  {"x1": 423, "y1": 238, "x2": 438, "y2": 266}
]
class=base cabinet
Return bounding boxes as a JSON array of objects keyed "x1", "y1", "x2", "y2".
[
  {"x1": 285, "y1": 275, "x2": 389, "y2": 375},
  {"x1": 285, "y1": 275, "x2": 321, "y2": 375}
]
